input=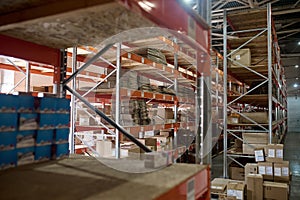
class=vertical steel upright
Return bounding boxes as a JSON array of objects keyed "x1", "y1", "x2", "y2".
[
  {"x1": 25, "y1": 62, "x2": 30, "y2": 92},
  {"x1": 115, "y1": 43, "x2": 121, "y2": 158},
  {"x1": 222, "y1": 9, "x2": 228, "y2": 178}
]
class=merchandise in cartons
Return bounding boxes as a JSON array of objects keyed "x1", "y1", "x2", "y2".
[
  {"x1": 263, "y1": 181, "x2": 289, "y2": 200},
  {"x1": 53, "y1": 143, "x2": 69, "y2": 159},
  {"x1": 230, "y1": 48, "x2": 251, "y2": 68},
  {"x1": 246, "y1": 174, "x2": 263, "y2": 200},
  {"x1": 0, "y1": 94, "x2": 18, "y2": 112},
  {"x1": 265, "y1": 144, "x2": 284, "y2": 163},
  {"x1": 230, "y1": 166, "x2": 244, "y2": 181},
  {"x1": 211, "y1": 178, "x2": 230, "y2": 194},
  {"x1": 0, "y1": 113, "x2": 18, "y2": 132},
  {"x1": 96, "y1": 140, "x2": 112, "y2": 157},
  {"x1": 19, "y1": 113, "x2": 38, "y2": 130},
  {"x1": 55, "y1": 113, "x2": 70, "y2": 128},
  {"x1": 274, "y1": 161, "x2": 290, "y2": 183},
  {"x1": 218, "y1": 194, "x2": 237, "y2": 200},
  {"x1": 16, "y1": 130, "x2": 35, "y2": 148},
  {"x1": 239, "y1": 112, "x2": 268, "y2": 124},
  {"x1": 228, "y1": 115, "x2": 239, "y2": 124},
  {"x1": 16, "y1": 146, "x2": 35, "y2": 166},
  {"x1": 35, "y1": 97, "x2": 56, "y2": 113},
  {"x1": 258, "y1": 162, "x2": 274, "y2": 181},
  {"x1": 35, "y1": 145, "x2": 52, "y2": 161},
  {"x1": 242, "y1": 144, "x2": 266, "y2": 155},
  {"x1": 0, "y1": 150, "x2": 16, "y2": 170},
  {"x1": 254, "y1": 148, "x2": 265, "y2": 162},
  {"x1": 36, "y1": 129, "x2": 54, "y2": 145},
  {"x1": 0, "y1": 131, "x2": 16, "y2": 150},
  {"x1": 156, "y1": 107, "x2": 174, "y2": 119},
  {"x1": 242, "y1": 133, "x2": 268, "y2": 144},
  {"x1": 18, "y1": 95, "x2": 35, "y2": 113},
  {"x1": 39, "y1": 113, "x2": 56, "y2": 129},
  {"x1": 54, "y1": 128, "x2": 69, "y2": 144},
  {"x1": 137, "y1": 138, "x2": 157, "y2": 151},
  {"x1": 55, "y1": 98, "x2": 70, "y2": 113},
  {"x1": 226, "y1": 181, "x2": 245, "y2": 200},
  {"x1": 144, "y1": 152, "x2": 168, "y2": 168},
  {"x1": 244, "y1": 163, "x2": 258, "y2": 182}
]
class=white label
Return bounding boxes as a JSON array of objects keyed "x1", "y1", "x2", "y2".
[
  {"x1": 255, "y1": 150, "x2": 265, "y2": 162},
  {"x1": 266, "y1": 166, "x2": 273, "y2": 175},
  {"x1": 236, "y1": 190, "x2": 243, "y2": 200},
  {"x1": 186, "y1": 178, "x2": 195, "y2": 200},
  {"x1": 259, "y1": 166, "x2": 266, "y2": 175},
  {"x1": 236, "y1": 55, "x2": 241, "y2": 60},
  {"x1": 282, "y1": 167, "x2": 289, "y2": 176},
  {"x1": 227, "y1": 189, "x2": 236, "y2": 197},
  {"x1": 268, "y1": 149, "x2": 275, "y2": 158},
  {"x1": 274, "y1": 167, "x2": 281, "y2": 176},
  {"x1": 276, "y1": 149, "x2": 283, "y2": 158}
]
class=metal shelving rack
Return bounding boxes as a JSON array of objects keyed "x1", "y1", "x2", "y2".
[{"x1": 222, "y1": 4, "x2": 287, "y2": 177}]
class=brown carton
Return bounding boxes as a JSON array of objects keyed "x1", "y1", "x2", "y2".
[
  {"x1": 244, "y1": 163, "x2": 258, "y2": 182},
  {"x1": 211, "y1": 178, "x2": 230, "y2": 194},
  {"x1": 242, "y1": 144, "x2": 266, "y2": 155},
  {"x1": 265, "y1": 144, "x2": 284, "y2": 163},
  {"x1": 274, "y1": 161, "x2": 290, "y2": 183},
  {"x1": 246, "y1": 174, "x2": 263, "y2": 200},
  {"x1": 263, "y1": 181, "x2": 289, "y2": 200},
  {"x1": 258, "y1": 162, "x2": 274, "y2": 181},
  {"x1": 230, "y1": 48, "x2": 251, "y2": 68},
  {"x1": 227, "y1": 181, "x2": 245, "y2": 200},
  {"x1": 242, "y1": 133, "x2": 268, "y2": 144},
  {"x1": 229, "y1": 166, "x2": 244, "y2": 181}
]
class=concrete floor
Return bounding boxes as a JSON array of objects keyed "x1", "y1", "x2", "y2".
[{"x1": 211, "y1": 131, "x2": 300, "y2": 199}]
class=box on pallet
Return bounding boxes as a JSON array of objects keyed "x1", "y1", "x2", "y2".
[
  {"x1": 19, "y1": 113, "x2": 38, "y2": 131},
  {"x1": 0, "y1": 113, "x2": 18, "y2": 132},
  {"x1": 246, "y1": 174, "x2": 263, "y2": 200},
  {"x1": 96, "y1": 140, "x2": 112, "y2": 157},
  {"x1": 53, "y1": 143, "x2": 69, "y2": 159},
  {"x1": 263, "y1": 181, "x2": 289, "y2": 200},
  {"x1": 265, "y1": 144, "x2": 284, "y2": 162},
  {"x1": 274, "y1": 161, "x2": 290, "y2": 183},
  {"x1": 0, "y1": 94, "x2": 18, "y2": 112},
  {"x1": 54, "y1": 128, "x2": 69, "y2": 143},
  {"x1": 229, "y1": 165, "x2": 244, "y2": 181},
  {"x1": 258, "y1": 162, "x2": 274, "y2": 181},
  {"x1": 226, "y1": 181, "x2": 245, "y2": 200},
  {"x1": 55, "y1": 113, "x2": 70, "y2": 128},
  {"x1": 36, "y1": 129, "x2": 54, "y2": 145},
  {"x1": 16, "y1": 130, "x2": 35, "y2": 148},
  {"x1": 35, "y1": 97, "x2": 57, "y2": 113},
  {"x1": 56, "y1": 98, "x2": 71, "y2": 113},
  {"x1": 16, "y1": 146, "x2": 35, "y2": 166},
  {"x1": 211, "y1": 178, "x2": 230, "y2": 194},
  {"x1": 35, "y1": 145, "x2": 52, "y2": 161},
  {"x1": 244, "y1": 163, "x2": 258, "y2": 182},
  {"x1": 39, "y1": 113, "x2": 56, "y2": 129},
  {"x1": 0, "y1": 131, "x2": 16, "y2": 150},
  {"x1": 0, "y1": 150, "x2": 17, "y2": 170},
  {"x1": 18, "y1": 95, "x2": 35, "y2": 113}
]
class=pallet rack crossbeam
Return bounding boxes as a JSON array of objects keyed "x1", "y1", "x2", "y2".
[
  {"x1": 6, "y1": 58, "x2": 26, "y2": 75},
  {"x1": 64, "y1": 85, "x2": 152, "y2": 153},
  {"x1": 64, "y1": 43, "x2": 114, "y2": 85},
  {"x1": 228, "y1": 156, "x2": 245, "y2": 168},
  {"x1": 228, "y1": 27, "x2": 267, "y2": 34},
  {"x1": 228, "y1": 129, "x2": 269, "y2": 133}
]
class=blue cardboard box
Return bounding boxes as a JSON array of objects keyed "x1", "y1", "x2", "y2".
[
  {"x1": 0, "y1": 131, "x2": 16, "y2": 150},
  {"x1": 0, "y1": 94, "x2": 18, "y2": 112},
  {"x1": 36, "y1": 129, "x2": 54, "y2": 145},
  {"x1": 54, "y1": 128, "x2": 69, "y2": 143},
  {"x1": 35, "y1": 145, "x2": 52, "y2": 161},
  {"x1": 39, "y1": 114, "x2": 56, "y2": 129},
  {"x1": 0, "y1": 113, "x2": 18, "y2": 132},
  {"x1": 18, "y1": 95, "x2": 35, "y2": 113},
  {"x1": 54, "y1": 143, "x2": 69, "y2": 159},
  {"x1": 56, "y1": 98, "x2": 70, "y2": 113},
  {"x1": 55, "y1": 113, "x2": 70, "y2": 128},
  {"x1": 16, "y1": 130, "x2": 35, "y2": 148},
  {"x1": 35, "y1": 97, "x2": 56, "y2": 113},
  {"x1": 19, "y1": 113, "x2": 38, "y2": 131},
  {"x1": 0, "y1": 150, "x2": 17, "y2": 170},
  {"x1": 16, "y1": 146, "x2": 34, "y2": 166}
]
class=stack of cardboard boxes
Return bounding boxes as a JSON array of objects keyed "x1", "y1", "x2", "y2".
[{"x1": 0, "y1": 94, "x2": 70, "y2": 170}]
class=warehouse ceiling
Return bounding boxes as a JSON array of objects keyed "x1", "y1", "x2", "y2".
[
  {"x1": 209, "y1": 0, "x2": 300, "y2": 96},
  {"x1": 0, "y1": 0, "x2": 299, "y2": 96}
]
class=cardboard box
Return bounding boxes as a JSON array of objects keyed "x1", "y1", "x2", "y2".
[
  {"x1": 18, "y1": 95, "x2": 35, "y2": 113},
  {"x1": 35, "y1": 144, "x2": 52, "y2": 161},
  {"x1": 53, "y1": 143, "x2": 69, "y2": 159},
  {"x1": 157, "y1": 108, "x2": 174, "y2": 119},
  {"x1": 211, "y1": 178, "x2": 230, "y2": 194},
  {"x1": 274, "y1": 161, "x2": 290, "y2": 183},
  {"x1": 55, "y1": 98, "x2": 70, "y2": 113},
  {"x1": 265, "y1": 144, "x2": 284, "y2": 163},
  {"x1": 0, "y1": 149, "x2": 17, "y2": 170},
  {"x1": 230, "y1": 166, "x2": 244, "y2": 181},
  {"x1": 0, "y1": 113, "x2": 18, "y2": 132},
  {"x1": 254, "y1": 148, "x2": 265, "y2": 162},
  {"x1": 54, "y1": 128, "x2": 69, "y2": 143},
  {"x1": 228, "y1": 116, "x2": 239, "y2": 124},
  {"x1": 263, "y1": 181, "x2": 289, "y2": 200},
  {"x1": 0, "y1": 94, "x2": 18, "y2": 112},
  {"x1": 36, "y1": 129, "x2": 54, "y2": 145},
  {"x1": 227, "y1": 181, "x2": 245, "y2": 200},
  {"x1": 258, "y1": 162, "x2": 274, "y2": 181},
  {"x1": 230, "y1": 48, "x2": 251, "y2": 68},
  {"x1": 242, "y1": 133, "x2": 268, "y2": 144},
  {"x1": 246, "y1": 174, "x2": 263, "y2": 200},
  {"x1": 35, "y1": 97, "x2": 56, "y2": 113},
  {"x1": 239, "y1": 112, "x2": 268, "y2": 124},
  {"x1": 55, "y1": 113, "x2": 70, "y2": 128},
  {"x1": 16, "y1": 130, "x2": 35, "y2": 148},
  {"x1": 19, "y1": 113, "x2": 38, "y2": 131},
  {"x1": 0, "y1": 131, "x2": 16, "y2": 150},
  {"x1": 39, "y1": 113, "x2": 56, "y2": 129},
  {"x1": 242, "y1": 144, "x2": 266, "y2": 155},
  {"x1": 244, "y1": 163, "x2": 258, "y2": 182},
  {"x1": 16, "y1": 146, "x2": 35, "y2": 166},
  {"x1": 144, "y1": 152, "x2": 168, "y2": 168},
  {"x1": 96, "y1": 140, "x2": 112, "y2": 157}
]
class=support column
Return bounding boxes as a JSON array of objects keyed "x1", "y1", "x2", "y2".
[
  {"x1": 25, "y1": 62, "x2": 30, "y2": 92},
  {"x1": 115, "y1": 43, "x2": 121, "y2": 159}
]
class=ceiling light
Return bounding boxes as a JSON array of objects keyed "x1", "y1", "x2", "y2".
[
  {"x1": 293, "y1": 83, "x2": 298, "y2": 88},
  {"x1": 183, "y1": 0, "x2": 193, "y2": 4},
  {"x1": 296, "y1": 77, "x2": 299, "y2": 80},
  {"x1": 295, "y1": 65, "x2": 299, "y2": 68},
  {"x1": 298, "y1": 41, "x2": 300, "y2": 45}
]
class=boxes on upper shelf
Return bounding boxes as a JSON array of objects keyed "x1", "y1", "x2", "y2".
[
  {"x1": 265, "y1": 144, "x2": 284, "y2": 163},
  {"x1": 35, "y1": 145, "x2": 52, "y2": 162},
  {"x1": 36, "y1": 129, "x2": 54, "y2": 145},
  {"x1": 242, "y1": 133, "x2": 268, "y2": 144},
  {"x1": 0, "y1": 131, "x2": 16, "y2": 150},
  {"x1": 230, "y1": 48, "x2": 251, "y2": 68},
  {"x1": 0, "y1": 94, "x2": 18, "y2": 112},
  {"x1": 16, "y1": 146, "x2": 35, "y2": 166},
  {"x1": 0, "y1": 113, "x2": 18, "y2": 132},
  {"x1": 239, "y1": 112, "x2": 268, "y2": 124},
  {"x1": 263, "y1": 181, "x2": 289, "y2": 200},
  {"x1": 19, "y1": 113, "x2": 38, "y2": 130},
  {"x1": 0, "y1": 149, "x2": 16, "y2": 170},
  {"x1": 16, "y1": 130, "x2": 35, "y2": 148},
  {"x1": 242, "y1": 143, "x2": 266, "y2": 155}
]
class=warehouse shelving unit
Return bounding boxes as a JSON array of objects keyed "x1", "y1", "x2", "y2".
[{"x1": 222, "y1": 4, "x2": 287, "y2": 177}]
